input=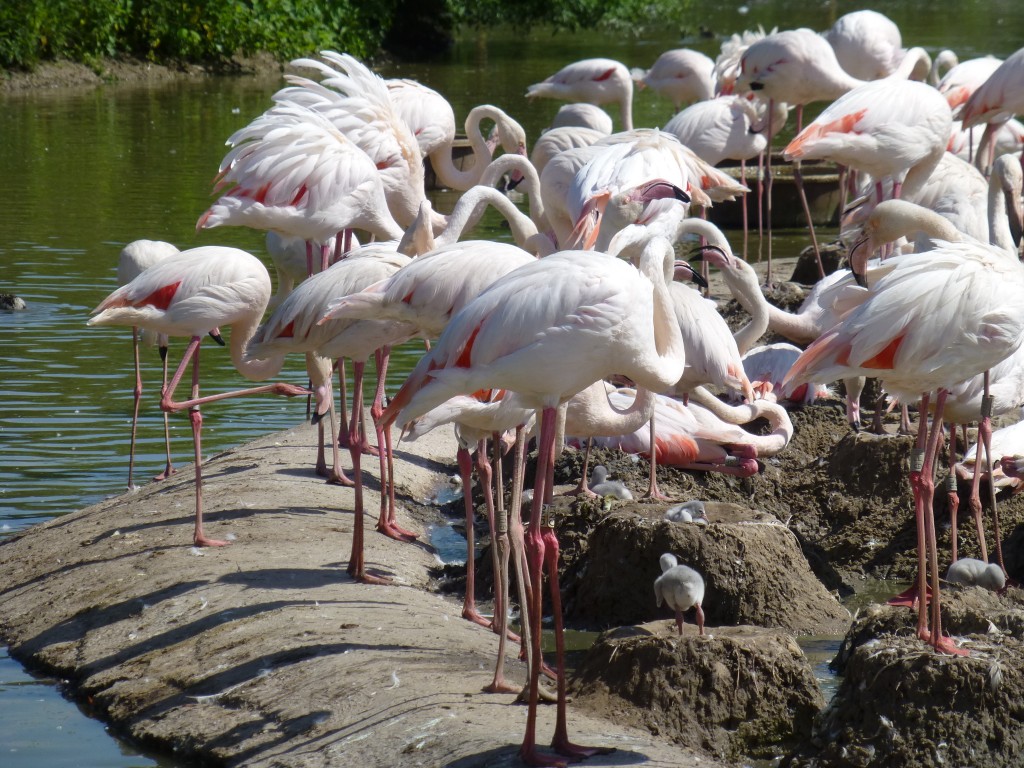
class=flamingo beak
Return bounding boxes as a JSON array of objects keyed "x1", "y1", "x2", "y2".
[
  {"x1": 209, "y1": 329, "x2": 225, "y2": 346},
  {"x1": 569, "y1": 192, "x2": 611, "y2": 250},
  {"x1": 849, "y1": 235, "x2": 872, "y2": 288}
]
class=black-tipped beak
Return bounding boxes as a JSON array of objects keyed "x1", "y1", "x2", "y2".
[
  {"x1": 159, "y1": 345, "x2": 168, "y2": 361},
  {"x1": 209, "y1": 331, "x2": 225, "y2": 346},
  {"x1": 750, "y1": 82, "x2": 764, "y2": 91}
]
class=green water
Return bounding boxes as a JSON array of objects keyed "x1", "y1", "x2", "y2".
[{"x1": 2, "y1": 5, "x2": 1023, "y2": 763}]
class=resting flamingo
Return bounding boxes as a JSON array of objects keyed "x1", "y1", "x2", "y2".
[
  {"x1": 88, "y1": 247, "x2": 309, "y2": 547},
  {"x1": 116, "y1": 239, "x2": 180, "y2": 489},
  {"x1": 380, "y1": 239, "x2": 686, "y2": 767},
  {"x1": 824, "y1": 10, "x2": 927, "y2": 82},
  {"x1": 527, "y1": 58, "x2": 634, "y2": 131},
  {"x1": 784, "y1": 238, "x2": 1024, "y2": 655},
  {"x1": 631, "y1": 49, "x2": 715, "y2": 112},
  {"x1": 547, "y1": 103, "x2": 613, "y2": 134}
]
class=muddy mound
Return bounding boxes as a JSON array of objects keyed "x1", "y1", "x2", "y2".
[
  {"x1": 564, "y1": 504, "x2": 850, "y2": 635},
  {"x1": 571, "y1": 622, "x2": 824, "y2": 762},
  {"x1": 788, "y1": 633, "x2": 1024, "y2": 766}
]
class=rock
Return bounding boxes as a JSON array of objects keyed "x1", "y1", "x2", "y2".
[
  {"x1": 789, "y1": 240, "x2": 847, "y2": 285},
  {"x1": 572, "y1": 621, "x2": 825, "y2": 762}
]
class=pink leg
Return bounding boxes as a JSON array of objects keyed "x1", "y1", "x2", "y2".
[
  {"x1": 312, "y1": 377, "x2": 353, "y2": 487},
  {"x1": 544, "y1": 520, "x2": 613, "y2": 761},
  {"x1": 458, "y1": 444, "x2": 491, "y2": 629},
  {"x1": 182, "y1": 342, "x2": 227, "y2": 548},
  {"x1": 153, "y1": 344, "x2": 177, "y2": 481},
  {"x1": 764, "y1": 100, "x2": 774, "y2": 286},
  {"x1": 127, "y1": 327, "x2": 143, "y2": 489},
  {"x1": 643, "y1": 414, "x2": 671, "y2": 501},
  {"x1": 345, "y1": 361, "x2": 389, "y2": 585},
  {"x1": 566, "y1": 438, "x2": 597, "y2": 498},
  {"x1": 370, "y1": 349, "x2": 416, "y2": 541},
  {"x1": 948, "y1": 423, "x2": 961, "y2": 563},
  {"x1": 519, "y1": 407, "x2": 568, "y2": 768},
  {"x1": 889, "y1": 394, "x2": 931, "y2": 612}
]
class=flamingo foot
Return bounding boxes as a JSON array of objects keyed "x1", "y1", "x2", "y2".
[
  {"x1": 517, "y1": 684, "x2": 560, "y2": 704},
  {"x1": 348, "y1": 567, "x2": 392, "y2": 586},
  {"x1": 194, "y1": 534, "x2": 230, "y2": 548},
  {"x1": 643, "y1": 488, "x2": 672, "y2": 502},
  {"x1": 518, "y1": 745, "x2": 569, "y2": 768},
  {"x1": 887, "y1": 584, "x2": 927, "y2": 608},
  {"x1": 493, "y1": 624, "x2": 522, "y2": 643},
  {"x1": 376, "y1": 519, "x2": 418, "y2": 541},
  {"x1": 565, "y1": 485, "x2": 598, "y2": 499},
  {"x1": 919, "y1": 629, "x2": 970, "y2": 656},
  {"x1": 326, "y1": 471, "x2": 356, "y2": 487},
  {"x1": 483, "y1": 678, "x2": 521, "y2": 695},
  {"x1": 153, "y1": 465, "x2": 177, "y2": 481},
  {"x1": 552, "y1": 734, "x2": 615, "y2": 761},
  {"x1": 462, "y1": 606, "x2": 494, "y2": 629}
]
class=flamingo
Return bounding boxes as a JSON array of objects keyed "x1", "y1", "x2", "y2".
[
  {"x1": 784, "y1": 78, "x2": 953, "y2": 207},
  {"x1": 244, "y1": 247, "x2": 420, "y2": 571},
  {"x1": 547, "y1": 103, "x2": 613, "y2": 134},
  {"x1": 665, "y1": 500, "x2": 709, "y2": 524},
  {"x1": 630, "y1": 49, "x2": 715, "y2": 112},
  {"x1": 737, "y1": 27, "x2": 933, "y2": 280},
  {"x1": 529, "y1": 125, "x2": 607, "y2": 177},
  {"x1": 88, "y1": 246, "x2": 309, "y2": 547},
  {"x1": 824, "y1": 10, "x2": 928, "y2": 82},
  {"x1": 654, "y1": 553, "x2": 706, "y2": 635},
  {"x1": 783, "y1": 239, "x2": 1024, "y2": 655},
  {"x1": 197, "y1": 101, "x2": 406, "y2": 268},
  {"x1": 731, "y1": 342, "x2": 832, "y2": 406},
  {"x1": 946, "y1": 557, "x2": 1007, "y2": 591},
  {"x1": 388, "y1": 80, "x2": 529, "y2": 192},
  {"x1": 380, "y1": 239, "x2": 686, "y2": 767},
  {"x1": 587, "y1": 465, "x2": 632, "y2": 499},
  {"x1": 116, "y1": 239, "x2": 180, "y2": 488},
  {"x1": 579, "y1": 386, "x2": 792, "y2": 477},
  {"x1": 713, "y1": 25, "x2": 775, "y2": 96},
  {"x1": 959, "y1": 45, "x2": 1024, "y2": 170},
  {"x1": 526, "y1": 58, "x2": 634, "y2": 131}
]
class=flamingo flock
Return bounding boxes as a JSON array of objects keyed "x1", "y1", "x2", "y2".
[{"x1": 87, "y1": 11, "x2": 1024, "y2": 765}]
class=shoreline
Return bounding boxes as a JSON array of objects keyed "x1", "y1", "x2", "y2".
[{"x1": 0, "y1": 419, "x2": 720, "y2": 767}]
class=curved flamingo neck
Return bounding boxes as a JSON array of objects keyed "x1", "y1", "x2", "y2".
[
  {"x1": 691, "y1": 389, "x2": 794, "y2": 455},
  {"x1": 233, "y1": 315, "x2": 286, "y2": 381},
  {"x1": 427, "y1": 105, "x2": 505, "y2": 191},
  {"x1": 989, "y1": 157, "x2": 1024, "y2": 255},
  {"x1": 634, "y1": 239, "x2": 687, "y2": 391},
  {"x1": 478, "y1": 154, "x2": 548, "y2": 230},
  {"x1": 434, "y1": 185, "x2": 551, "y2": 255},
  {"x1": 675, "y1": 219, "x2": 769, "y2": 354}
]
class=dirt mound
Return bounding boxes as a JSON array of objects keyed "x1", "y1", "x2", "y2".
[
  {"x1": 572, "y1": 622, "x2": 824, "y2": 762},
  {"x1": 786, "y1": 587, "x2": 1024, "y2": 767},
  {"x1": 563, "y1": 504, "x2": 850, "y2": 635}
]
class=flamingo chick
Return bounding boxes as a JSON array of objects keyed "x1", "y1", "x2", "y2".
[{"x1": 654, "y1": 553, "x2": 706, "y2": 635}]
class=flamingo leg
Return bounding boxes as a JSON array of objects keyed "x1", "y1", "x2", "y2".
[
  {"x1": 371, "y1": 348, "x2": 416, "y2": 541},
  {"x1": 567, "y1": 438, "x2": 597, "y2": 498},
  {"x1": 643, "y1": 413, "x2": 671, "y2": 501},
  {"x1": 948, "y1": 422, "x2": 961, "y2": 563},
  {"x1": 792, "y1": 158, "x2": 824, "y2": 279},
  {"x1": 764, "y1": 99, "x2": 774, "y2": 286},
  {"x1": 458, "y1": 444, "x2": 491, "y2": 629},
  {"x1": 128, "y1": 326, "x2": 143, "y2": 489},
  {"x1": 160, "y1": 336, "x2": 306, "y2": 547},
  {"x1": 345, "y1": 360, "x2": 389, "y2": 585},
  {"x1": 969, "y1": 380, "x2": 993, "y2": 563},
  {"x1": 889, "y1": 393, "x2": 931, "y2": 612},
  {"x1": 153, "y1": 343, "x2": 177, "y2": 481},
  {"x1": 740, "y1": 158, "x2": 749, "y2": 261},
  {"x1": 920, "y1": 391, "x2": 967, "y2": 656}
]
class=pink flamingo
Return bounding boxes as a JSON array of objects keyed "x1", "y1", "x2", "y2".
[
  {"x1": 547, "y1": 103, "x2": 613, "y2": 134},
  {"x1": 784, "y1": 78, "x2": 952, "y2": 209},
  {"x1": 960, "y1": 46, "x2": 1024, "y2": 149},
  {"x1": 88, "y1": 246, "x2": 309, "y2": 547},
  {"x1": 784, "y1": 239, "x2": 1024, "y2": 655},
  {"x1": 197, "y1": 101, "x2": 406, "y2": 273},
  {"x1": 381, "y1": 239, "x2": 686, "y2": 767},
  {"x1": 824, "y1": 10, "x2": 927, "y2": 82},
  {"x1": 526, "y1": 58, "x2": 634, "y2": 131},
  {"x1": 631, "y1": 49, "x2": 715, "y2": 113},
  {"x1": 116, "y1": 239, "x2": 180, "y2": 488}
]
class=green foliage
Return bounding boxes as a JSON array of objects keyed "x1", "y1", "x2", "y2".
[{"x1": 0, "y1": 0, "x2": 394, "y2": 70}]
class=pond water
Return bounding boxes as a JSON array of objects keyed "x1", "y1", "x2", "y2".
[{"x1": 2, "y1": 4, "x2": 1022, "y2": 763}]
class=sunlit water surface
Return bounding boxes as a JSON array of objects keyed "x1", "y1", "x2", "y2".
[{"x1": 3, "y1": 4, "x2": 1022, "y2": 762}]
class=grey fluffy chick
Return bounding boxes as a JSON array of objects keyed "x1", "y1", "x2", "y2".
[{"x1": 654, "y1": 553, "x2": 705, "y2": 635}]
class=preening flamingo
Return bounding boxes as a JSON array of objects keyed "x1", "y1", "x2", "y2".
[
  {"x1": 526, "y1": 58, "x2": 635, "y2": 131},
  {"x1": 824, "y1": 10, "x2": 928, "y2": 81},
  {"x1": 654, "y1": 553, "x2": 705, "y2": 635},
  {"x1": 116, "y1": 239, "x2": 180, "y2": 488},
  {"x1": 960, "y1": 46, "x2": 1024, "y2": 172},
  {"x1": 784, "y1": 239, "x2": 1024, "y2": 654},
  {"x1": 88, "y1": 246, "x2": 309, "y2": 547},
  {"x1": 197, "y1": 101, "x2": 406, "y2": 266},
  {"x1": 631, "y1": 49, "x2": 715, "y2": 112},
  {"x1": 381, "y1": 239, "x2": 686, "y2": 766}
]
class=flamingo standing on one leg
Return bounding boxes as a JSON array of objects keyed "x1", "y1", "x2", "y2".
[
  {"x1": 380, "y1": 239, "x2": 686, "y2": 767},
  {"x1": 784, "y1": 239, "x2": 1024, "y2": 655},
  {"x1": 116, "y1": 239, "x2": 180, "y2": 488},
  {"x1": 88, "y1": 246, "x2": 309, "y2": 547}
]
